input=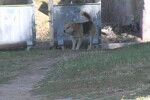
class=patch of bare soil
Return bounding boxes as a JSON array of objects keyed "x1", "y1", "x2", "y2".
[
  {"x1": 101, "y1": 25, "x2": 142, "y2": 43},
  {"x1": 0, "y1": 57, "x2": 62, "y2": 100},
  {"x1": 0, "y1": 51, "x2": 100, "y2": 100},
  {"x1": 35, "y1": 1, "x2": 49, "y2": 41},
  {"x1": 34, "y1": 1, "x2": 51, "y2": 49}
]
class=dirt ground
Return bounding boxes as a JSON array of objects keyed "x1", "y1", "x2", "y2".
[
  {"x1": 101, "y1": 25, "x2": 142, "y2": 43},
  {"x1": 0, "y1": 57, "x2": 62, "y2": 100},
  {"x1": 0, "y1": 51, "x2": 98, "y2": 100}
]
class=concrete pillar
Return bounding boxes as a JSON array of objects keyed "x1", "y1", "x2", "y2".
[{"x1": 142, "y1": 0, "x2": 150, "y2": 41}]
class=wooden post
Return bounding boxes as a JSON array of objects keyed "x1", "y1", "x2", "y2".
[{"x1": 49, "y1": 0, "x2": 54, "y2": 47}]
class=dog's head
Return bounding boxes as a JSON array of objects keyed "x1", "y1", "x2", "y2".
[{"x1": 64, "y1": 22, "x2": 74, "y2": 35}]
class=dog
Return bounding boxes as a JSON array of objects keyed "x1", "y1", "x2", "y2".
[{"x1": 64, "y1": 12, "x2": 96, "y2": 50}]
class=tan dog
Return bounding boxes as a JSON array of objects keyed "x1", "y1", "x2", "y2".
[{"x1": 64, "y1": 12, "x2": 96, "y2": 50}]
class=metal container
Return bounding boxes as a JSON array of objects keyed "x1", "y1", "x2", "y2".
[
  {"x1": 51, "y1": 2, "x2": 101, "y2": 48},
  {"x1": 0, "y1": 0, "x2": 36, "y2": 49}
]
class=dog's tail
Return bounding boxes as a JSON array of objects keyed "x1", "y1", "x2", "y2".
[{"x1": 81, "y1": 12, "x2": 92, "y2": 21}]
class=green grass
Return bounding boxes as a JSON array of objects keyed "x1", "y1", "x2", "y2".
[
  {"x1": 0, "y1": 50, "x2": 65, "y2": 84},
  {"x1": 32, "y1": 43, "x2": 150, "y2": 100}
]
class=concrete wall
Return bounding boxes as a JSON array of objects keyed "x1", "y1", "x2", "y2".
[
  {"x1": 101, "y1": 0, "x2": 143, "y2": 26},
  {"x1": 141, "y1": 0, "x2": 150, "y2": 41},
  {"x1": 101, "y1": 0, "x2": 150, "y2": 41}
]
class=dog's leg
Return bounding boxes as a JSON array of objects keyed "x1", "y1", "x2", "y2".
[
  {"x1": 88, "y1": 34, "x2": 94, "y2": 50},
  {"x1": 72, "y1": 37, "x2": 76, "y2": 50},
  {"x1": 76, "y1": 37, "x2": 83, "y2": 50}
]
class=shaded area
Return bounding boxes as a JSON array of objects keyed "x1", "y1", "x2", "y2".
[
  {"x1": 56, "y1": 0, "x2": 142, "y2": 44},
  {"x1": 34, "y1": 1, "x2": 50, "y2": 49},
  {"x1": 52, "y1": 0, "x2": 101, "y2": 49},
  {"x1": 101, "y1": 24, "x2": 142, "y2": 43},
  {"x1": 101, "y1": 0, "x2": 143, "y2": 43},
  {"x1": 57, "y1": 0, "x2": 97, "y2": 4},
  {"x1": 36, "y1": 0, "x2": 143, "y2": 49},
  {"x1": 0, "y1": 0, "x2": 29, "y2": 5}
]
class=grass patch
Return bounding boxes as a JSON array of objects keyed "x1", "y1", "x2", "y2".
[
  {"x1": 0, "y1": 50, "x2": 65, "y2": 84},
  {"x1": 32, "y1": 43, "x2": 150, "y2": 100},
  {"x1": 121, "y1": 86, "x2": 150, "y2": 100}
]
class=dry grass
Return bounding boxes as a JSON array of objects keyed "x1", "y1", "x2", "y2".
[
  {"x1": 0, "y1": 50, "x2": 65, "y2": 84},
  {"x1": 32, "y1": 43, "x2": 150, "y2": 100},
  {"x1": 34, "y1": 0, "x2": 49, "y2": 40}
]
